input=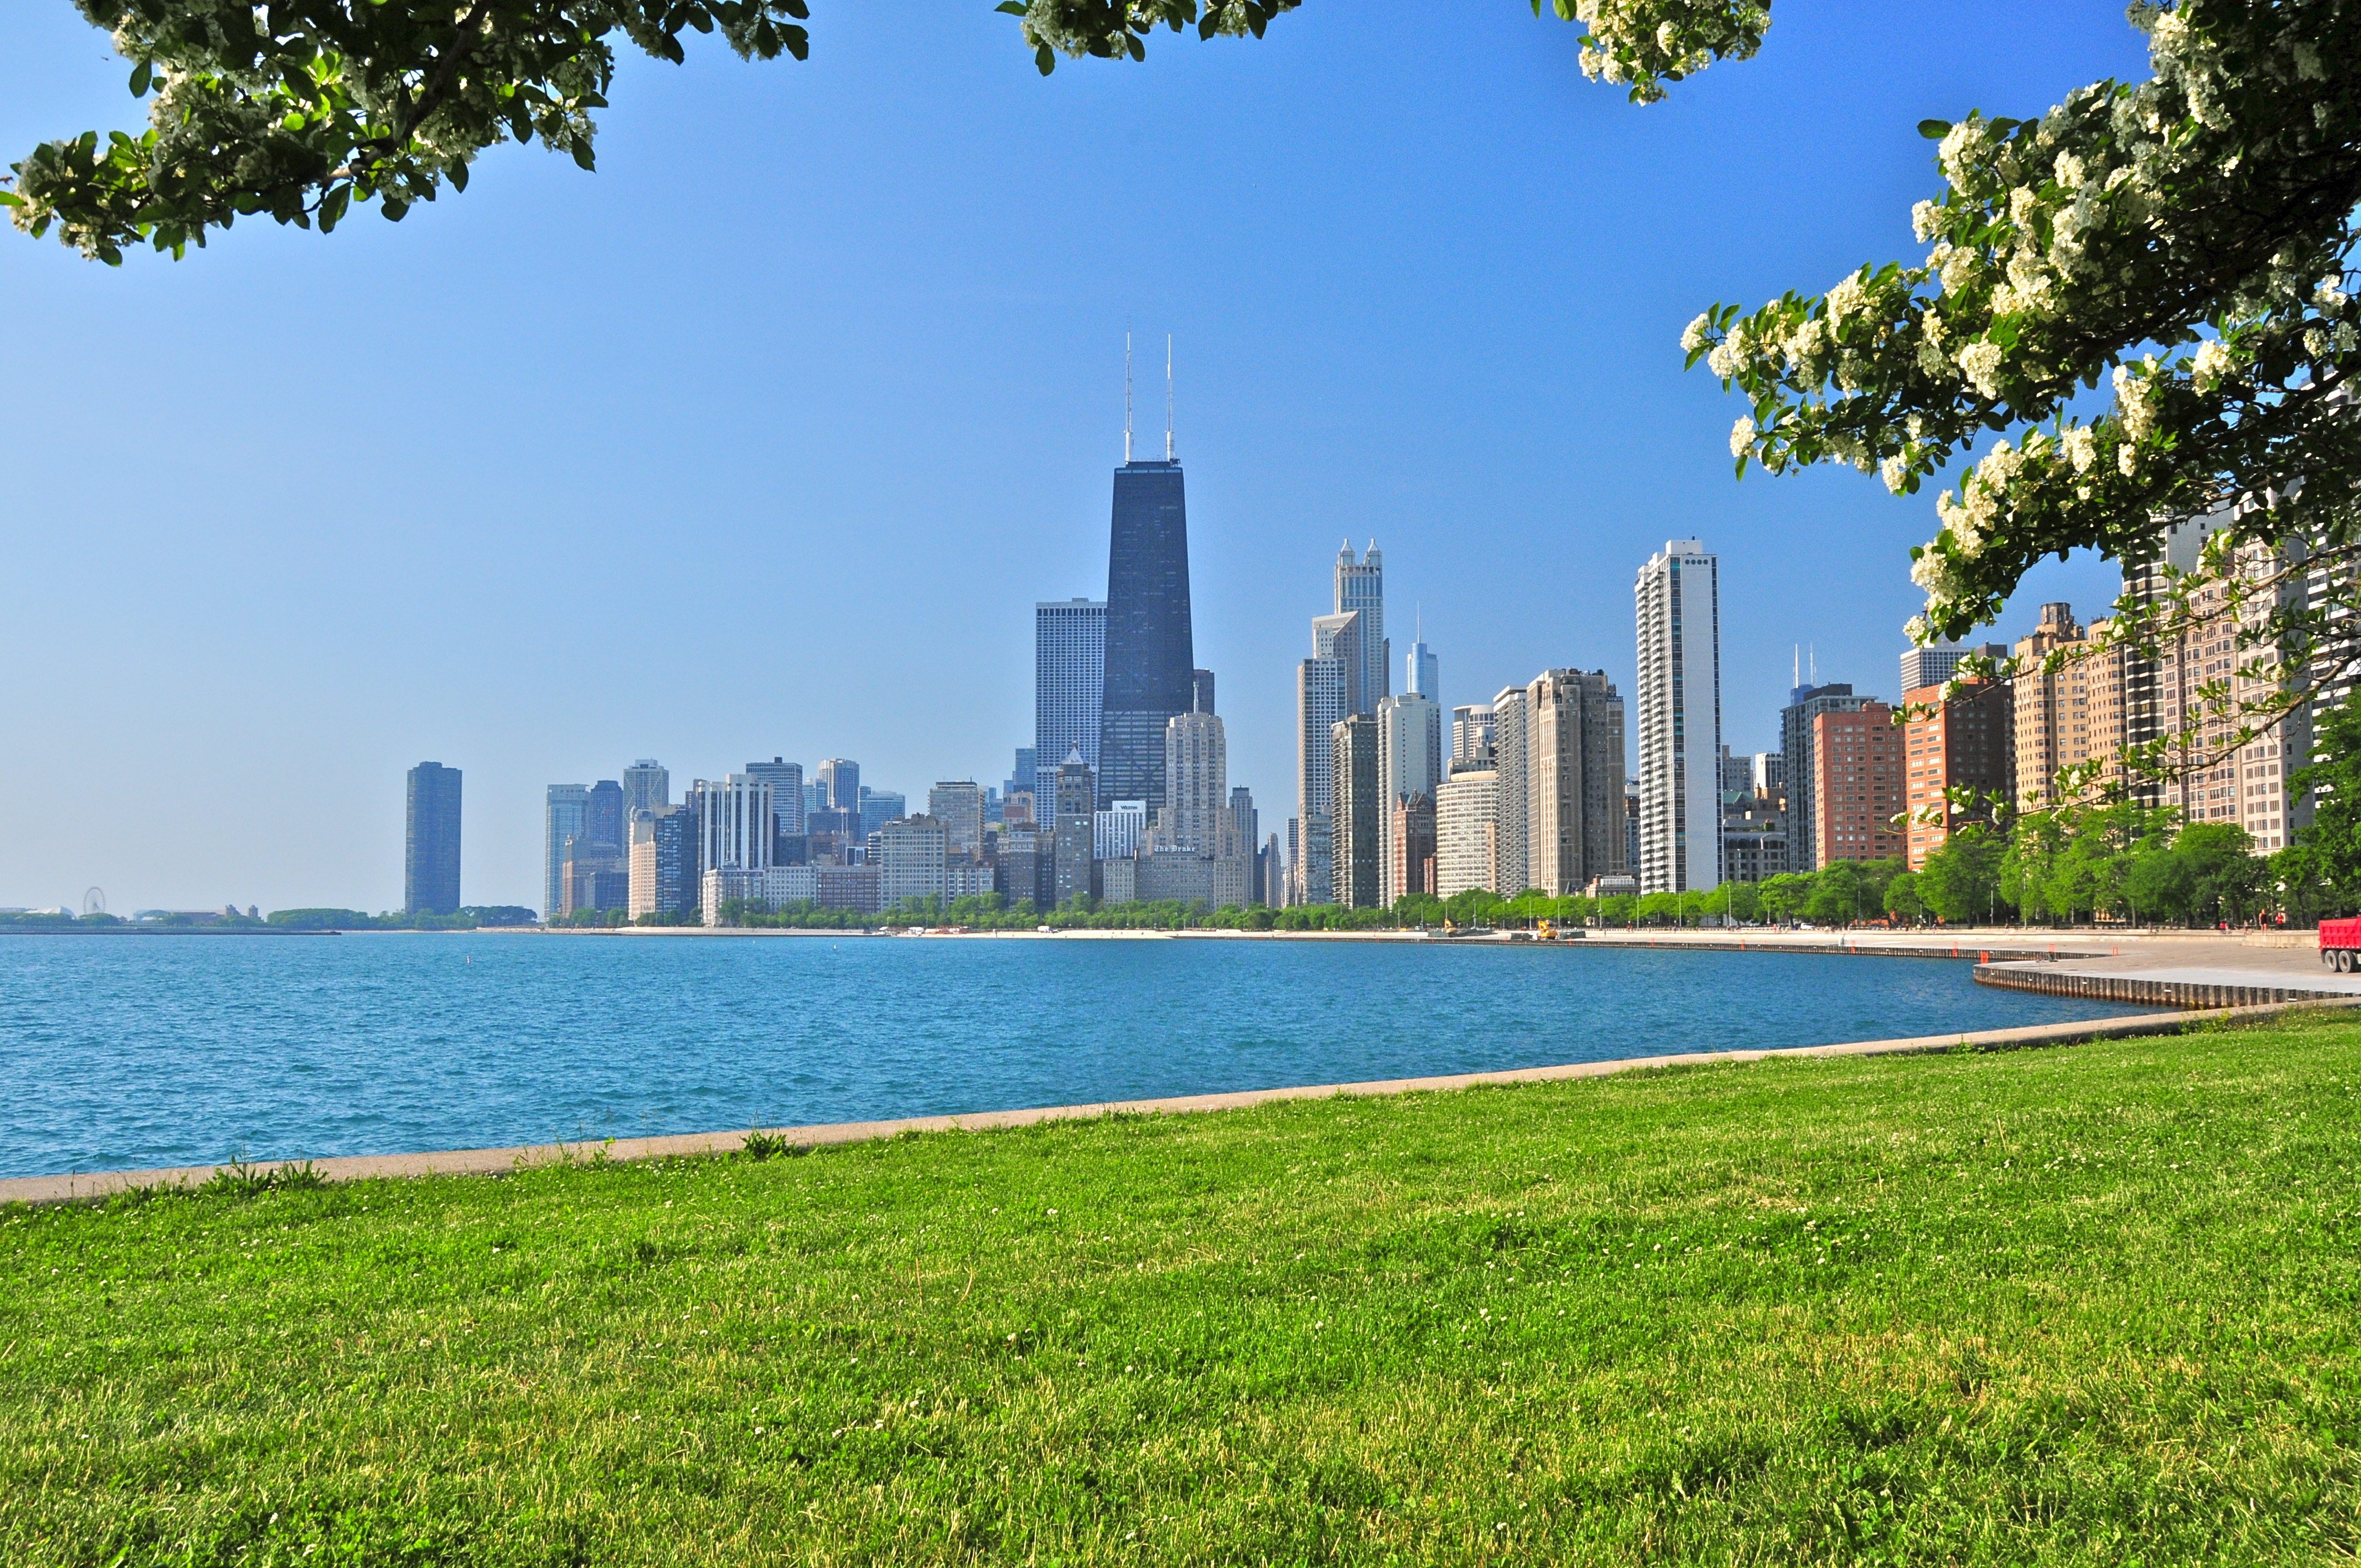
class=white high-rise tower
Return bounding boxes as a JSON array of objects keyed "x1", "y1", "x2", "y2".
[{"x1": 1635, "y1": 539, "x2": 1723, "y2": 895}]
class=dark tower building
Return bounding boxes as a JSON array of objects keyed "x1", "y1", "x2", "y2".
[
  {"x1": 1097, "y1": 336, "x2": 1196, "y2": 812},
  {"x1": 583, "y1": 780, "x2": 625, "y2": 850},
  {"x1": 405, "y1": 762, "x2": 462, "y2": 915}
]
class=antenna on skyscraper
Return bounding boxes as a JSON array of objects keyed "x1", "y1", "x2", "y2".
[
  {"x1": 1165, "y1": 334, "x2": 1175, "y2": 461},
  {"x1": 1793, "y1": 644, "x2": 1799, "y2": 689},
  {"x1": 1810, "y1": 644, "x2": 1818, "y2": 685},
  {"x1": 1124, "y1": 331, "x2": 1134, "y2": 464}
]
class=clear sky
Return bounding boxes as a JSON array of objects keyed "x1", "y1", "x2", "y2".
[{"x1": 0, "y1": 0, "x2": 2152, "y2": 913}]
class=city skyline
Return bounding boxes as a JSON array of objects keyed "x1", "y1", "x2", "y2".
[{"x1": 0, "y1": 3, "x2": 2145, "y2": 913}]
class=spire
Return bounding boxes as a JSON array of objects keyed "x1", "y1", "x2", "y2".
[
  {"x1": 1124, "y1": 331, "x2": 1134, "y2": 465},
  {"x1": 1793, "y1": 644, "x2": 1799, "y2": 689},
  {"x1": 1164, "y1": 334, "x2": 1175, "y2": 461}
]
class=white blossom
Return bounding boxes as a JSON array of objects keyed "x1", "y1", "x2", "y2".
[
  {"x1": 2062, "y1": 425, "x2": 2097, "y2": 472},
  {"x1": 1881, "y1": 454, "x2": 1910, "y2": 494},
  {"x1": 1957, "y1": 340, "x2": 2005, "y2": 399},
  {"x1": 1911, "y1": 199, "x2": 1942, "y2": 242},
  {"x1": 1729, "y1": 416, "x2": 1755, "y2": 458},
  {"x1": 1680, "y1": 312, "x2": 1712, "y2": 354},
  {"x1": 1826, "y1": 275, "x2": 1866, "y2": 323},
  {"x1": 2191, "y1": 337, "x2": 2233, "y2": 390}
]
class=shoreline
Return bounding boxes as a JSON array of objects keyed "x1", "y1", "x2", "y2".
[{"x1": 10, "y1": 995, "x2": 2349, "y2": 1207}]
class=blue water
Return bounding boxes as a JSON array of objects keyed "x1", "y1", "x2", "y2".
[{"x1": 0, "y1": 933, "x2": 2144, "y2": 1178}]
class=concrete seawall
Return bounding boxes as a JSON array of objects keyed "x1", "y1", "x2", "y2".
[{"x1": 1974, "y1": 962, "x2": 2342, "y2": 1009}]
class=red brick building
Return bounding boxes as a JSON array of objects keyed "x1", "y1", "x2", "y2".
[
  {"x1": 1902, "y1": 678, "x2": 2015, "y2": 869},
  {"x1": 1813, "y1": 703, "x2": 1906, "y2": 864}
]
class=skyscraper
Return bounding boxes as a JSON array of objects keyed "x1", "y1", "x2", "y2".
[
  {"x1": 543, "y1": 784, "x2": 588, "y2": 920},
  {"x1": 1377, "y1": 692, "x2": 1443, "y2": 812},
  {"x1": 817, "y1": 759, "x2": 861, "y2": 814},
  {"x1": 1294, "y1": 653, "x2": 1348, "y2": 903},
  {"x1": 1489, "y1": 684, "x2": 1530, "y2": 896},
  {"x1": 746, "y1": 758, "x2": 804, "y2": 839},
  {"x1": 1097, "y1": 452, "x2": 1195, "y2": 813},
  {"x1": 927, "y1": 781, "x2": 986, "y2": 854},
  {"x1": 1899, "y1": 641, "x2": 2011, "y2": 697},
  {"x1": 700, "y1": 775, "x2": 775, "y2": 872},
  {"x1": 583, "y1": 781, "x2": 626, "y2": 853},
  {"x1": 1035, "y1": 598, "x2": 1105, "y2": 824},
  {"x1": 405, "y1": 762, "x2": 461, "y2": 916},
  {"x1": 1159, "y1": 711, "x2": 1227, "y2": 854},
  {"x1": 1051, "y1": 750, "x2": 1097, "y2": 907},
  {"x1": 1331, "y1": 714, "x2": 1382, "y2": 908},
  {"x1": 1635, "y1": 539, "x2": 1723, "y2": 895},
  {"x1": 1407, "y1": 629, "x2": 1438, "y2": 701},
  {"x1": 1781, "y1": 683, "x2": 1871, "y2": 872},
  {"x1": 622, "y1": 760, "x2": 670, "y2": 820},
  {"x1": 1527, "y1": 669, "x2": 1628, "y2": 896},
  {"x1": 1191, "y1": 668, "x2": 1217, "y2": 715},
  {"x1": 1335, "y1": 543, "x2": 1388, "y2": 716}
]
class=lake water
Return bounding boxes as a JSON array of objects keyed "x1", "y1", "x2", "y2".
[{"x1": 0, "y1": 933, "x2": 2144, "y2": 1178}]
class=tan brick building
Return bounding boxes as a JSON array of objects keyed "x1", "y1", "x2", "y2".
[{"x1": 2011, "y1": 602, "x2": 2124, "y2": 808}]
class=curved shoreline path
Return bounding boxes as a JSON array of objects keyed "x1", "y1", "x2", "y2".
[
  {"x1": 0, "y1": 929, "x2": 2297, "y2": 1193},
  {"x1": 12, "y1": 997, "x2": 2351, "y2": 1207}
]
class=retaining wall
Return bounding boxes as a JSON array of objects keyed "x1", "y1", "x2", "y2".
[{"x1": 1973, "y1": 963, "x2": 2341, "y2": 1009}]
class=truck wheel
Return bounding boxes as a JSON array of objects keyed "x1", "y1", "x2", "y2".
[{"x1": 2343, "y1": 950, "x2": 2357, "y2": 974}]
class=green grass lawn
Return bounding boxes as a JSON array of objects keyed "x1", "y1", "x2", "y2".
[{"x1": 5, "y1": 1016, "x2": 2359, "y2": 1566}]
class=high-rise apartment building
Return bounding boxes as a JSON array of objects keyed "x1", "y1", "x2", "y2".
[
  {"x1": 1051, "y1": 752, "x2": 1097, "y2": 907},
  {"x1": 1814, "y1": 704, "x2": 1906, "y2": 864},
  {"x1": 1452, "y1": 704, "x2": 1495, "y2": 769},
  {"x1": 746, "y1": 758, "x2": 803, "y2": 839},
  {"x1": 700, "y1": 775, "x2": 775, "y2": 872},
  {"x1": 1488, "y1": 685, "x2": 1531, "y2": 897},
  {"x1": 1228, "y1": 786, "x2": 1258, "y2": 866},
  {"x1": 1158, "y1": 712, "x2": 1227, "y2": 854},
  {"x1": 1035, "y1": 598, "x2": 1105, "y2": 823},
  {"x1": 1097, "y1": 455, "x2": 1195, "y2": 813},
  {"x1": 1310, "y1": 611, "x2": 1364, "y2": 716},
  {"x1": 1331, "y1": 715, "x2": 1382, "y2": 908},
  {"x1": 1435, "y1": 767, "x2": 1499, "y2": 897},
  {"x1": 1294, "y1": 652, "x2": 1348, "y2": 904},
  {"x1": 1526, "y1": 669, "x2": 1628, "y2": 896},
  {"x1": 1780, "y1": 683, "x2": 1872, "y2": 872},
  {"x1": 2122, "y1": 513, "x2": 2311, "y2": 848},
  {"x1": 543, "y1": 783, "x2": 587, "y2": 919},
  {"x1": 877, "y1": 815, "x2": 950, "y2": 908},
  {"x1": 927, "y1": 781, "x2": 986, "y2": 854},
  {"x1": 1902, "y1": 678, "x2": 2014, "y2": 867},
  {"x1": 1900, "y1": 643, "x2": 2010, "y2": 698},
  {"x1": 1635, "y1": 540, "x2": 1722, "y2": 894},
  {"x1": 2011, "y1": 602, "x2": 2125, "y2": 809},
  {"x1": 629, "y1": 804, "x2": 702, "y2": 919},
  {"x1": 1334, "y1": 543, "x2": 1388, "y2": 716},
  {"x1": 1376, "y1": 692, "x2": 1440, "y2": 907},
  {"x1": 405, "y1": 761, "x2": 461, "y2": 916}
]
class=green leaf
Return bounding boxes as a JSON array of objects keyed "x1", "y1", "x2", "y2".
[
  {"x1": 1918, "y1": 118, "x2": 1950, "y2": 139},
  {"x1": 571, "y1": 140, "x2": 596, "y2": 171},
  {"x1": 129, "y1": 60, "x2": 151, "y2": 97},
  {"x1": 995, "y1": 1, "x2": 1027, "y2": 12},
  {"x1": 1035, "y1": 42, "x2": 1054, "y2": 74}
]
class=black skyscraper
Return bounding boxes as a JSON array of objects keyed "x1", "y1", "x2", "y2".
[
  {"x1": 405, "y1": 762, "x2": 462, "y2": 915},
  {"x1": 1097, "y1": 458, "x2": 1195, "y2": 810},
  {"x1": 584, "y1": 780, "x2": 625, "y2": 849}
]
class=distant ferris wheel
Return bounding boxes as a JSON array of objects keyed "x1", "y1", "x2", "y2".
[{"x1": 82, "y1": 887, "x2": 106, "y2": 916}]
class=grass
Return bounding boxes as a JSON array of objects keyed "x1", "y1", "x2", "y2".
[{"x1": 4, "y1": 1016, "x2": 2359, "y2": 1565}]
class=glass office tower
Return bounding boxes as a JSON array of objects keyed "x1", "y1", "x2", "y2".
[{"x1": 1096, "y1": 459, "x2": 1195, "y2": 812}]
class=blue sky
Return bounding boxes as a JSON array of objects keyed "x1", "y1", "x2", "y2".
[{"x1": 0, "y1": 0, "x2": 2152, "y2": 912}]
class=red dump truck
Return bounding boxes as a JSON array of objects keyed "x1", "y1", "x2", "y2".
[{"x1": 2321, "y1": 917, "x2": 2361, "y2": 971}]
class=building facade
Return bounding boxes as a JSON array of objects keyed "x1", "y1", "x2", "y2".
[
  {"x1": 1635, "y1": 539, "x2": 1723, "y2": 895},
  {"x1": 1095, "y1": 799, "x2": 1149, "y2": 862},
  {"x1": 699, "y1": 775, "x2": 775, "y2": 872},
  {"x1": 927, "y1": 781, "x2": 986, "y2": 854},
  {"x1": 1813, "y1": 704, "x2": 1906, "y2": 864},
  {"x1": 1331, "y1": 714, "x2": 1382, "y2": 908},
  {"x1": 1034, "y1": 598, "x2": 1105, "y2": 824},
  {"x1": 1435, "y1": 767, "x2": 1499, "y2": 897},
  {"x1": 1780, "y1": 684, "x2": 1872, "y2": 872},
  {"x1": 1051, "y1": 753, "x2": 1097, "y2": 907},
  {"x1": 1489, "y1": 684, "x2": 1530, "y2": 897},
  {"x1": 1902, "y1": 678, "x2": 2014, "y2": 868},
  {"x1": 405, "y1": 761, "x2": 461, "y2": 916},
  {"x1": 542, "y1": 783, "x2": 587, "y2": 920},
  {"x1": 1526, "y1": 668, "x2": 1628, "y2": 897},
  {"x1": 877, "y1": 814, "x2": 951, "y2": 908},
  {"x1": 1097, "y1": 459, "x2": 1195, "y2": 813},
  {"x1": 1899, "y1": 642, "x2": 2011, "y2": 696},
  {"x1": 2011, "y1": 602, "x2": 2124, "y2": 809},
  {"x1": 1334, "y1": 543, "x2": 1388, "y2": 717},
  {"x1": 1386, "y1": 794, "x2": 1437, "y2": 905},
  {"x1": 746, "y1": 758, "x2": 803, "y2": 840},
  {"x1": 816, "y1": 759, "x2": 861, "y2": 815},
  {"x1": 1294, "y1": 653, "x2": 1348, "y2": 905},
  {"x1": 1159, "y1": 711, "x2": 1227, "y2": 854}
]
